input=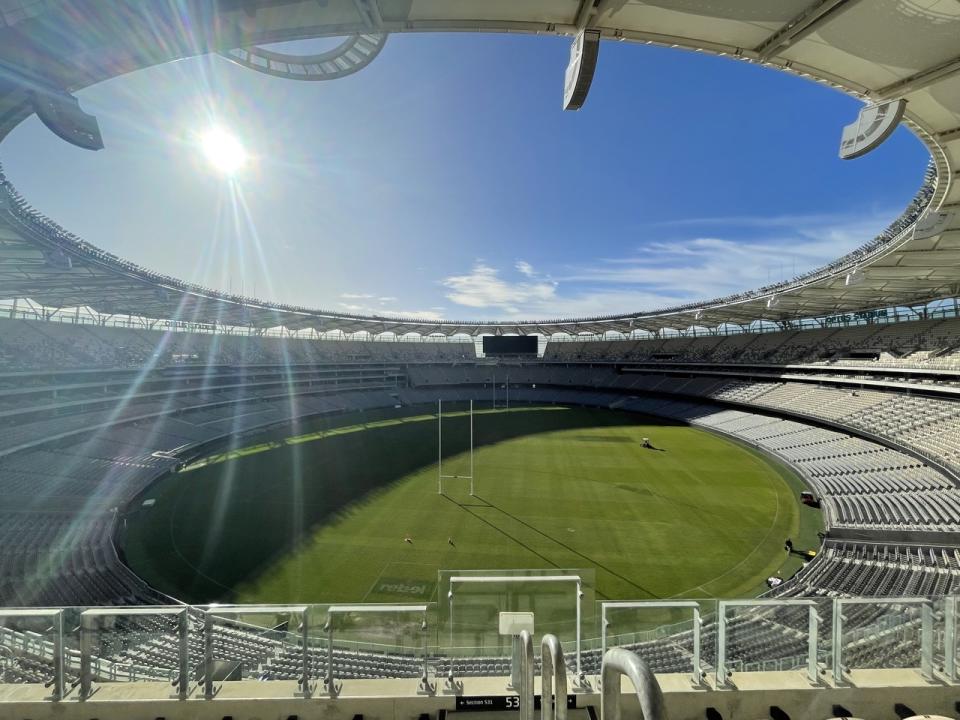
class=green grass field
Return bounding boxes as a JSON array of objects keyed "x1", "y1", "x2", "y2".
[{"x1": 120, "y1": 404, "x2": 822, "y2": 610}]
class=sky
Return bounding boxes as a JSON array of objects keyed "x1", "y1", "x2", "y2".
[{"x1": 0, "y1": 32, "x2": 930, "y2": 322}]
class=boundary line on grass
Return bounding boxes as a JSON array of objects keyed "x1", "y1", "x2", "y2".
[{"x1": 673, "y1": 483, "x2": 782, "y2": 598}]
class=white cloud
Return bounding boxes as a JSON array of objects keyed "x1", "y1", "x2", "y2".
[
  {"x1": 442, "y1": 263, "x2": 558, "y2": 312},
  {"x1": 340, "y1": 293, "x2": 376, "y2": 299},
  {"x1": 379, "y1": 309, "x2": 445, "y2": 320},
  {"x1": 338, "y1": 301, "x2": 443, "y2": 321},
  {"x1": 438, "y1": 262, "x2": 689, "y2": 318},
  {"x1": 560, "y1": 211, "x2": 894, "y2": 301},
  {"x1": 515, "y1": 260, "x2": 535, "y2": 277},
  {"x1": 437, "y1": 210, "x2": 898, "y2": 319}
]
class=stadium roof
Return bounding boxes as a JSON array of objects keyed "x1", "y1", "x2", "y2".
[{"x1": 0, "y1": 0, "x2": 958, "y2": 337}]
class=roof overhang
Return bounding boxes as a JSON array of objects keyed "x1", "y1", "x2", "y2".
[{"x1": 0, "y1": 0, "x2": 957, "y2": 336}]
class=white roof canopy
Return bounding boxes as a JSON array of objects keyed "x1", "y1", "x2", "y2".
[{"x1": 0, "y1": 0, "x2": 957, "y2": 336}]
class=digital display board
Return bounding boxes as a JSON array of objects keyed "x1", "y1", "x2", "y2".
[{"x1": 483, "y1": 335, "x2": 538, "y2": 356}]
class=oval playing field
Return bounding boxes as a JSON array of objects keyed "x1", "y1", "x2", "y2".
[{"x1": 120, "y1": 404, "x2": 821, "y2": 604}]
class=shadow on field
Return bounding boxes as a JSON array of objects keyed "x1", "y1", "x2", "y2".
[
  {"x1": 461, "y1": 494, "x2": 659, "y2": 599},
  {"x1": 439, "y1": 494, "x2": 567, "y2": 573},
  {"x1": 120, "y1": 403, "x2": 681, "y2": 603}
]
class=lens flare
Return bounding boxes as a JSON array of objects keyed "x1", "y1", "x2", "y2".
[{"x1": 199, "y1": 126, "x2": 248, "y2": 175}]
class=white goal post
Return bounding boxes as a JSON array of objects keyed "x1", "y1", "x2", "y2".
[{"x1": 438, "y1": 398, "x2": 474, "y2": 496}]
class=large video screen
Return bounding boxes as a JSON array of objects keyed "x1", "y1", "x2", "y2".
[{"x1": 483, "y1": 335, "x2": 538, "y2": 356}]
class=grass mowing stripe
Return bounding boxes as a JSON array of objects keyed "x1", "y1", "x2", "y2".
[{"x1": 120, "y1": 405, "x2": 820, "y2": 606}]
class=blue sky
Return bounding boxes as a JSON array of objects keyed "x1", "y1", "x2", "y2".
[{"x1": 0, "y1": 33, "x2": 929, "y2": 321}]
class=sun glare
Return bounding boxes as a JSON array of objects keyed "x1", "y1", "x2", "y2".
[{"x1": 199, "y1": 126, "x2": 248, "y2": 175}]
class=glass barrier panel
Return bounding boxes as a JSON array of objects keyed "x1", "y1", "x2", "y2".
[
  {"x1": 1, "y1": 593, "x2": 958, "y2": 701},
  {"x1": 834, "y1": 598, "x2": 935, "y2": 681},
  {"x1": 718, "y1": 600, "x2": 820, "y2": 684},
  {"x1": 595, "y1": 599, "x2": 715, "y2": 682},
  {"x1": 77, "y1": 607, "x2": 188, "y2": 700},
  {"x1": 438, "y1": 568, "x2": 595, "y2": 673},
  {"x1": 0, "y1": 609, "x2": 68, "y2": 697},
  {"x1": 320, "y1": 603, "x2": 434, "y2": 684},
  {"x1": 203, "y1": 605, "x2": 307, "y2": 695}
]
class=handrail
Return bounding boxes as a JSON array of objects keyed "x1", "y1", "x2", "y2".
[
  {"x1": 541, "y1": 634, "x2": 568, "y2": 720},
  {"x1": 518, "y1": 630, "x2": 535, "y2": 720},
  {"x1": 600, "y1": 648, "x2": 665, "y2": 720}
]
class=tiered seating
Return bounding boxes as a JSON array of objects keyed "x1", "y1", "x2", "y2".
[
  {"x1": 97, "y1": 614, "x2": 281, "y2": 680},
  {"x1": 0, "y1": 319, "x2": 959, "y2": 681},
  {"x1": 265, "y1": 645, "x2": 425, "y2": 680},
  {"x1": 0, "y1": 317, "x2": 474, "y2": 370},
  {"x1": 778, "y1": 542, "x2": 960, "y2": 598},
  {"x1": 0, "y1": 373, "x2": 406, "y2": 605},
  {"x1": 680, "y1": 408, "x2": 960, "y2": 531},
  {"x1": 0, "y1": 511, "x2": 159, "y2": 607},
  {"x1": 541, "y1": 315, "x2": 960, "y2": 368}
]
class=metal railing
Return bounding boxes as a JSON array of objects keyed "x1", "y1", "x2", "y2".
[
  {"x1": 602, "y1": 601, "x2": 702, "y2": 687},
  {"x1": 517, "y1": 630, "x2": 535, "y2": 720},
  {"x1": 541, "y1": 634, "x2": 568, "y2": 720},
  {"x1": 716, "y1": 599, "x2": 819, "y2": 687},
  {"x1": 831, "y1": 597, "x2": 934, "y2": 685},
  {"x1": 448, "y1": 574, "x2": 584, "y2": 681},
  {"x1": 323, "y1": 604, "x2": 432, "y2": 696},
  {"x1": 202, "y1": 605, "x2": 309, "y2": 699},
  {"x1": 1, "y1": 596, "x2": 959, "y2": 701},
  {"x1": 601, "y1": 648, "x2": 665, "y2": 720},
  {"x1": 80, "y1": 607, "x2": 188, "y2": 701}
]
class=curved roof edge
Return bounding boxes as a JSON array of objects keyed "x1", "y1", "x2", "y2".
[
  {"x1": 0, "y1": 160, "x2": 941, "y2": 337},
  {"x1": 0, "y1": 1, "x2": 958, "y2": 337}
]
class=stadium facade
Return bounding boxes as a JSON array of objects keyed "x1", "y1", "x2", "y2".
[{"x1": 1, "y1": 2, "x2": 960, "y2": 719}]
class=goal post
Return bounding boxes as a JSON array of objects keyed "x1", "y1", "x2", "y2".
[{"x1": 437, "y1": 398, "x2": 474, "y2": 496}]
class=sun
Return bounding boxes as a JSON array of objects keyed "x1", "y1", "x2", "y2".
[{"x1": 199, "y1": 126, "x2": 248, "y2": 175}]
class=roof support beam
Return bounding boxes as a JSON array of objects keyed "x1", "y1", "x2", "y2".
[
  {"x1": 938, "y1": 127, "x2": 960, "y2": 144},
  {"x1": 575, "y1": 0, "x2": 621, "y2": 31},
  {"x1": 755, "y1": 0, "x2": 863, "y2": 61},
  {"x1": 573, "y1": 0, "x2": 595, "y2": 30},
  {"x1": 352, "y1": 0, "x2": 383, "y2": 30},
  {"x1": 879, "y1": 55, "x2": 960, "y2": 98}
]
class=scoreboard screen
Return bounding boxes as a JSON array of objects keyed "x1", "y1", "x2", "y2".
[{"x1": 483, "y1": 335, "x2": 538, "y2": 356}]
